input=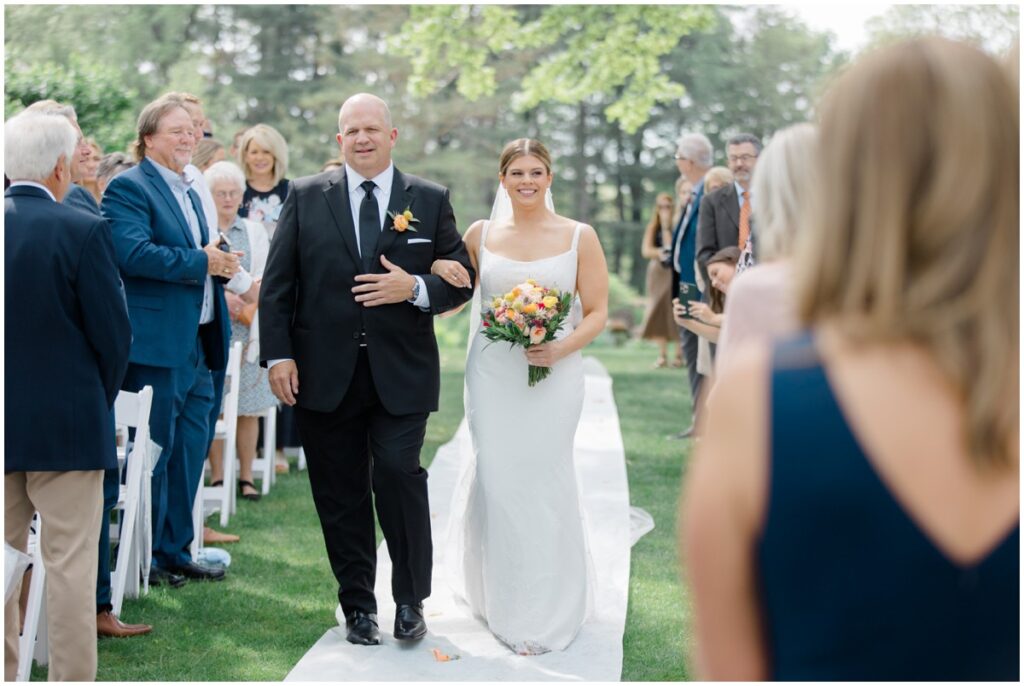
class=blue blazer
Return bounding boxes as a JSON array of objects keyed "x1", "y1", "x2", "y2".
[
  {"x1": 5, "y1": 186, "x2": 132, "y2": 472},
  {"x1": 101, "y1": 158, "x2": 230, "y2": 371}
]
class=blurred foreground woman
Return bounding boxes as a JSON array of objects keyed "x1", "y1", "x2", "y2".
[{"x1": 681, "y1": 37, "x2": 1019, "y2": 680}]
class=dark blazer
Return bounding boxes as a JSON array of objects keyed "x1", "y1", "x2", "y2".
[
  {"x1": 64, "y1": 183, "x2": 101, "y2": 215},
  {"x1": 5, "y1": 185, "x2": 132, "y2": 472},
  {"x1": 101, "y1": 158, "x2": 230, "y2": 371},
  {"x1": 671, "y1": 178, "x2": 705, "y2": 295},
  {"x1": 696, "y1": 182, "x2": 740, "y2": 279},
  {"x1": 259, "y1": 166, "x2": 475, "y2": 415}
]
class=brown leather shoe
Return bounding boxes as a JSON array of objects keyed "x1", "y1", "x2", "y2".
[
  {"x1": 97, "y1": 610, "x2": 152, "y2": 638},
  {"x1": 203, "y1": 526, "x2": 240, "y2": 544}
]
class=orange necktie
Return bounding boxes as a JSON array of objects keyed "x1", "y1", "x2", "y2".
[{"x1": 738, "y1": 190, "x2": 751, "y2": 249}]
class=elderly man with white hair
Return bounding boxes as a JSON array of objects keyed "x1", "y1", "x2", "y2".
[{"x1": 4, "y1": 109, "x2": 132, "y2": 681}]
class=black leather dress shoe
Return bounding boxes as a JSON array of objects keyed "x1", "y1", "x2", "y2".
[
  {"x1": 168, "y1": 560, "x2": 226, "y2": 581},
  {"x1": 148, "y1": 566, "x2": 186, "y2": 588},
  {"x1": 394, "y1": 603, "x2": 427, "y2": 640},
  {"x1": 345, "y1": 611, "x2": 381, "y2": 646}
]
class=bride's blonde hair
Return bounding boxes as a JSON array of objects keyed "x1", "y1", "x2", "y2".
[
  {"x1": 794, "y1": 37, "x2": 1019, "y2": 469},
  {"x1": 499, "y1": 138, "x2": 552, "y2": 176}
]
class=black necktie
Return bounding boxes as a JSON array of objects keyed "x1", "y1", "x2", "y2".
[{"x1": 358, "y1": 180, "x2": 379, "y2": 271}]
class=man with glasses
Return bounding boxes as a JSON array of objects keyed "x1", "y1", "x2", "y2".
[
  {"x1": 668, "y1": 133, "x2": 713, "y2": 440},
  {"x1": 24, "y1": 100, "x2": 99, "y2": 215},
  {"x1": 696, "y1": 133, "x2": 761, "y2": 282},
  {"x1": 101, "y1": 94, "x2": 242, "y2": 588}
]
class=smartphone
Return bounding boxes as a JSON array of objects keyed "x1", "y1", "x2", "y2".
[
  {"x1": 678, "y1": 281, "x2": 700, "y2": 319},
  {"x1": 214, "y1": 232, "x2": 233, "y2": 284}
]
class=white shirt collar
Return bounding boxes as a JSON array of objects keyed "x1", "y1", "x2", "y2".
[
  {"x1": 9, "y1": 181, "x2": 56, "y2": 202},
  {"x1": 735, "y1": 181, "x2": 750, "y2": 199},
  {"x1": 346, "y1": 162, "x2": 394, "y2": 196}
]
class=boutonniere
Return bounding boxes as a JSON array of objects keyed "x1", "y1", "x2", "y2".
[{"x1": 388, "y1": 207, "x2": 419, "y2": 233}]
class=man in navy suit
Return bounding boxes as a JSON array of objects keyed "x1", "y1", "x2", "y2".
[
  {"x1": 25, "y1": 97, "x2": 154, "y2": 638},
  {"x1": 668, "y1": 133, "x2": 712, "y2": 440},
  {"x1": 102, "y1": 94, "x2": 241, "y2": 585},
  {"x1": 4, "y1": 110, "x2": 131, "y2": 680}
]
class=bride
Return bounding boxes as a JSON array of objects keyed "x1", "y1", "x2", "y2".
[{"x1": 432, "y1": 138, "x2": 609, "y2": 655}]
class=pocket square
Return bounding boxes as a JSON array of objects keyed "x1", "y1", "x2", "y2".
[{"x1": 406, "y1": 238, "x2": 432, "y2": 244}]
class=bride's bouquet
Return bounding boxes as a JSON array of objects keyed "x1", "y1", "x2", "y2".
[{"x1": 480, "y1": 279, "x2": 575, "y2": 386}]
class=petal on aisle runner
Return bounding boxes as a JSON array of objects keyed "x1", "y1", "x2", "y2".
[{"x1": 287, "y1": 357, "x2": 641, "y2": 681}]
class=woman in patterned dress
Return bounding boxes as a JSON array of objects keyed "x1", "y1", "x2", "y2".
[{"x1": 205, "y1": 160, "x2": 277, "y2": 501}]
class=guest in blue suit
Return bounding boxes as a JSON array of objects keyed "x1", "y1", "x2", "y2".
[
  {"x1": 667, "y1": 132, "x2": 712, "y2": 440},
  {"x1": 4, "y1": 110, "x2": 132, "y2": 681},
  {"x1": 102, "y1": 93, "x2": 242, "y2": 585}
]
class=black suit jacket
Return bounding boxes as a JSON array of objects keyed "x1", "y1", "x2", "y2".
[
  {"x1": 695, "y1": 183, "x2": 740, "y2": 282},
  {"x1": 259, "y1": 166, "x2": 475, "y2": 415},
  {"x1": 5, "y1": 186, "x2": 132, "y2": 472}
]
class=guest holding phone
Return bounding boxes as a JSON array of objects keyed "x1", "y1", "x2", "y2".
[{"x1": 673, "y1": 246, "x2": 740, "y2": 344}]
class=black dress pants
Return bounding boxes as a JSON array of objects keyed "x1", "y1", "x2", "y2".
[{"x1": 295, "y1": 348, "x2": 432, "y2": 616}]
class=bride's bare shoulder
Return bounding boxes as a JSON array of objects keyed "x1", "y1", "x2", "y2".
[{"x1": 463, "y1": 219, "x2": 487, "y2": 247}]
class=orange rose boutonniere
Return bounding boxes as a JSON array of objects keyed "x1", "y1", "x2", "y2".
[{"x1": 388, "y1": 207, "x2": 419, "y2": 233}]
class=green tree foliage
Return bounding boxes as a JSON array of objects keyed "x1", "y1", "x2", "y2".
[
  {"x1": 392, "y1": 5, "x2": 714, "y2": 133},
  {"x1": 4, "y1": 4, "x2": 845, "y2": 292},
  {"x1": 4, "y1": 56, "x2": 137, "y2": 152}
]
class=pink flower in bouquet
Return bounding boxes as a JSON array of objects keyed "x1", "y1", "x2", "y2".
[{"x1": 529, "y1": 325, "x2": 546, "y2": 344}]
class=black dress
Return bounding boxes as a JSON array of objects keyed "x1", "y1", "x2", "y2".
[
  {"x1": 239, "y1": 178, "x2": 289, "y2": 240},
  {"x1": 758, "y1": 333, "x2": 1019, "y2": 680}
]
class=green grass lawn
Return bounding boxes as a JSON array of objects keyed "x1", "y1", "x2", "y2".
[{"x1": 32, "y1": 336, "x2": 695, "y2": 681}]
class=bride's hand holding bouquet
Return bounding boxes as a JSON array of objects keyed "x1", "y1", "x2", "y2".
[{"x1": 480, "y1": 278, "x2": 574, "y2": 386}]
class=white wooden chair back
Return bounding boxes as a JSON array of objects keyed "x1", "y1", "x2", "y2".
[
  {"x1": 192, "y1": 340, "x2": 242, "y2": 559},
  {"x1": 16, "y1": 515, "x2": 47, "y2": 681},
  {"x1": 250, "y1": 405, "x2": 278, "y2": 495},
  {"x1": 111, "y1": 385, "x2": 155, "y2": 616}
]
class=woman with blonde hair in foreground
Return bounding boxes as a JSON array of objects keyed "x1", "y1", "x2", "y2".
[{"x1": 681, "y1": 37, "x2": 1018, "y2": 680}]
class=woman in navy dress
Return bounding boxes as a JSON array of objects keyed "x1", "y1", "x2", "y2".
[{"x1": 681, "y1": 37, "x2": 1019, "y2": 680}]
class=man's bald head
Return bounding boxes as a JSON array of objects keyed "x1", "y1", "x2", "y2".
[{"x1": 338, "y1": 93, "x2": 392, "y2": 133}]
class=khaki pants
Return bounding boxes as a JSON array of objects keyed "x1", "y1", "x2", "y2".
[{"x1": 5, "y1": 470, "x2": 103, "y2": 682}]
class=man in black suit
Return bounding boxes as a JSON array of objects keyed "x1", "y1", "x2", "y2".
[
  {"x1": 695, "y1": 133, "x2": 761, "y2": 282},
  {"x1": 4, "y1": 110, "x2": 131, "y2": 680},
  {"x1": 260, "y1": 93, "x2": 474, "y2": 646}
]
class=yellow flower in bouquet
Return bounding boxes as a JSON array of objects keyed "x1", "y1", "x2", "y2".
[{"x1": 480, "y1": 279, "x2": 575, "y2": 386}]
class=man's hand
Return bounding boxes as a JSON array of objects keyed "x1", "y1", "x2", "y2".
[
  {"x1": 352, "y1": 255, "x2": 416, "y2": 307},
  {"x1": 268, "y1": 360, "x2": 299, "y2": 406},
  {"x1": 204, "y1": 241, "x2": 242, "y2": 278}
]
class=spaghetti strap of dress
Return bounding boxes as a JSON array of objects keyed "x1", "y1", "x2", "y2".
[{"x1": 570, "y1": 223, "x2": 584, "y2": 251}]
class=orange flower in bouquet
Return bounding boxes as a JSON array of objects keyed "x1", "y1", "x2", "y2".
[{"x1": 480, "y1": 278, "x2": 574, "y2": 386}]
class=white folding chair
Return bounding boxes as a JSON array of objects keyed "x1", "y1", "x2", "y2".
[
  {"x1": 250, "y1": 405, "x2": 278, "y2": 495},
  {"x1": 110, "y1": 385, "x2": 155, "y2": 617},
  {"x1": 191, "y1": 341, "x2": 242, "y2": 559},
  {"x1": 17, "y1": 515, "x2": 47, "y2": 681}
]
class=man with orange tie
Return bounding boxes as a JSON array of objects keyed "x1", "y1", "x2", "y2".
[{"x1": 695, "y1": 133, "x2": 760, "y2": 285}]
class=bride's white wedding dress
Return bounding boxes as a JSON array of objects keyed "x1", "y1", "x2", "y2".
[{"x1": 448, "y1": 220, "x2": 594, "y2": 656}]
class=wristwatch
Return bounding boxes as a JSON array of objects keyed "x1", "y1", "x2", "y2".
[{"x1": 410, "y1": 278, "x2": 421, "y2": 302}]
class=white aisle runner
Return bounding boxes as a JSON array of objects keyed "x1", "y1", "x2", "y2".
[{"x1": 286, "y1": 357, "x2": 633, "y2": 681}]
